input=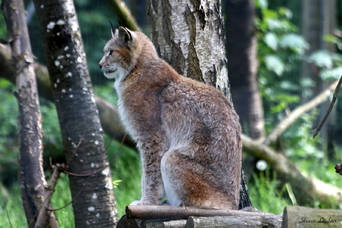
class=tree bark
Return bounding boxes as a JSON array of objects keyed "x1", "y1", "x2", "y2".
[
  {"x1": 148, "y1": 0, "x2": 230, "y2": 97},
  {"x1": 282, "y1": 206, "x2": 342, "y2": 228},
  {"x1": 3, "y1": 0, "x2": 58, "y2": 227},
  {"x1": 186, "y1": 215, "x2": 282, "y2": 228},
  {"x1": 32, "y1": 0, "x2": 117, "y2": 227},
  {"x1": 225, "y1": 0, "x2": 265, "y2": 141}
]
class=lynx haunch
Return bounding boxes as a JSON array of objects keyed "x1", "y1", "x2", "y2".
[{"x1": 99, "y1": 26, "x2": 242, "y2": 209}]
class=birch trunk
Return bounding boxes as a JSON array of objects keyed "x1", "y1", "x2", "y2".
[
  {"x1": 3, "y1": 0, "x2": 58, "y2": 227},
  {"x1": 148, "y1": 0, "x2": 230, "y2": 97},
  {"x1": 32, "y1": 0, "x2": 117, "y2": 227}
]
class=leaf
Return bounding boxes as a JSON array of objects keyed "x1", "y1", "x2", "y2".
[
  {"x1": 0, "y1": 79, "x2": 11, "y2": 89},
  {"x1": 264, "y1": 54, "x2": 285, "y2": 75},
  {"x1": 256, "y1": 0, "x2": 268, "y2": 9},
  {"x1": 278, "y1": 7, "x2": 293, "y2": 19},
  {"x1": 264, "y1": 32, "x2": 278, "y2": 50},
  {"x1": 308, "y1": 50, "x2": 334, "y2": 68},
  {"x1": 320, "y1": 66, "x2": 342, "y2": 80},
  {"x1": 113, "y1": 180, "x2": 122, "y2": 188},
  {"x1": 323, "y1": 34, "x2": 337, "y2": 43},
  {"x1": 266, "y1": 18, "x2": 286, "y2": 31},
  {"x1": 279, "y1": 33, "x2": 308, "y2": 53}
]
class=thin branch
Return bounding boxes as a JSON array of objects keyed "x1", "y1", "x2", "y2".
[
  {"x1": 263, "y1": 79, "x2": 341, "y2": 146},
  {"x1": 312, "y1": 76, "x2": 342, "y2": 139},
  {"x1": 35, "y1": 163, "x2": 61, "y2": 228},
  {"x1": 3, "y1": 201, "x2": 13, "y2": 228}
]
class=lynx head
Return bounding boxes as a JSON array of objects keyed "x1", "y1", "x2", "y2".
[{"x1": 99, "y1": 26, "x2": 158, "y2": 81}]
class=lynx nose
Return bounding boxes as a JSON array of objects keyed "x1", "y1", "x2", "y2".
[{"x1": 99, "y1": 63, "x2": 103, "y2": 69}]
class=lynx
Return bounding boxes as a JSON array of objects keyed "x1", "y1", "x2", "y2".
[{"x1": 99, "y1": 26, "x2": 242, "y2": 209}]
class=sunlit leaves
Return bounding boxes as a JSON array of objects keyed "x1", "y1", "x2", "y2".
[
  {"x1": 279, "y1": 33, "x2": 308, "y2": 54},
  {"x1": 308, "y1": 50, "x2": 342, "y2": 80},
  {"x1": 264, "y1": 54, "x2": 284, "y2": 76},
  {"x1": 308, "y1": 50, "x2": 335, "y2": 68},
  {"x1": 264, "y1": 33, "x2": 278, "y2": 50}
]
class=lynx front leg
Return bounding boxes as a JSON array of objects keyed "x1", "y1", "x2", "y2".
[{"x1": 130, "y1": 141, "x2": 167, "y2": 205}]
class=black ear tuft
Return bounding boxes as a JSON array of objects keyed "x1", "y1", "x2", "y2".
[
  {"x1": 118, "y1": 20, "x2": 123, "y2": 27},
  {"x1": 109, "y1": 21, "x2": 116, "y2": 36}
]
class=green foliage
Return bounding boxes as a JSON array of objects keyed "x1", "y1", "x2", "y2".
[
  {"x1": 283, "y1": 111, "x2": 322, "y2": 159},
  {"x1": 249, "y1": 171, "x2": 291, "y2": 214},
  {"x1": 51, "y1": 173, "x2": 74, "y2": 228},
  {"x1": 0, "y1": 80, "x2": 19, "y2": 185},
  {"x1": 73, "y1": 1, "x2": 119, "y2": 85},
  {"x1": 106, "y1": 136, "x2": 141, "y2": 217},
  {"x1": 256, "y1": 0, "x2": 308, "y2": 118},
  {"x1": 0, "y1": 183, "x2": 27, "y2": 228},
  {"x1": 307, "y1": 36, "x2": 342, "y2": 80},
  {"x1": 0, "y1": 4, "x2": 7, "y2": 40}
]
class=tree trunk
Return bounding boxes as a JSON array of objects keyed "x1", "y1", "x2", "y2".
[
  {"x1": 3, "y1": 0, "x2": 58, "y2": 227},
  {"x1": 32, "y1": 0, "x2": 117, "y2": 227},
  {"x1": 301, "y1": 0, "x2": 337, "y2": 156},
  {"x1": 148, "y1": 0, "x2": 230, "y2": 97},
  {"x1": 147, "y1": 0, "x2": 251, "y2": 209},
  {"x1": 225, "y1": 0, "x2": 265, "y2": 141}
]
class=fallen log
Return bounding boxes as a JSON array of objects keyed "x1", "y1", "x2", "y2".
[
  {"x1": 118, "y1": 205, "x2": 283, "y2": 228},
  {"x1": 282, "y1": 206, "x2": 342, "y2": 228},
  {"x1": 125, "y1": 205, "x2": 275, "y2": 220}
]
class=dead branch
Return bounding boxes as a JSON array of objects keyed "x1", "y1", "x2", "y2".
[
  {"x1": 263, "y1": 79, "x2": 340, "y2": 145},
  {"x1": 105, "y1": 0, "x2": 140, "y2": 31},
  {"x1": 125, "y1": 205, "x2": 275, "y2": 220},
  {"x1": 35, "y1": 163, "x2": 62, "y2": 228},
  {"x1": 243, "y1": 134, "x2": 342, "y2": 205},
  {"x1": 312, "y1": 76, "x2": 342, "y2": 139}
]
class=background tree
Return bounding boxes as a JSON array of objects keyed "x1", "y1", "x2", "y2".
[
  {"x1": 225, "y1": 0, "x2": 265, "y2": 142},
  {"x1": 3, "y1": 0, "x2": 58, "y2": 227},
  {"x1": 32, "y1": 0, "x2": 117, "y2": 227},
  {"x1": 301, "y1": 0, "x2": 337, "y2": 157}
]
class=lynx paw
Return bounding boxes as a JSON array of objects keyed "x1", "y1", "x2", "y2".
[
  {"x1": 129, "y1": 200, "x2": 144, "y2": 206},
  {"x1": 130, "y1": 199, "x2": 159, "y2": 205}
]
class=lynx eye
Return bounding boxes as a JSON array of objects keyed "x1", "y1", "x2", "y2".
[{"x1": 108, "y1": 50, "x2": 113, "y2": 56}]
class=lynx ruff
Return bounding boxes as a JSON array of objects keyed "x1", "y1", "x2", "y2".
[{"x1": 99, "y1": 26, "x2": 242, "y2": 209}]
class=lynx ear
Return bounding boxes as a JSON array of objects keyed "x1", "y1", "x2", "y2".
[{"x1": 118, "y1": 26, "x2": 133, "y2": 47}]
